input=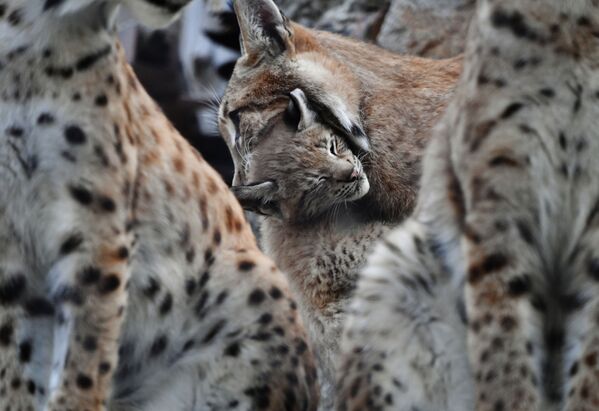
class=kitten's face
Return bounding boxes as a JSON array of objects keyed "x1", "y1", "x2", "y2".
[
  {"x1": 231, "y1": 89, "x2": 369, "y2": 224},
  {"x1": 252, "y1": 119, "x2": 369, "y2": 223}
]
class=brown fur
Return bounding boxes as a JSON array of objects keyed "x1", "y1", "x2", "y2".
[{"x1": 220, "y1": 6, "x2": 463, "y2": 223}]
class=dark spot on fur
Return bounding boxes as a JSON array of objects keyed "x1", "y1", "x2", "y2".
[
  {"x1": 202, "y1": 319, "x2": 227, "y2": 344},
  {"x1": 8, "y1": 9, "x2": 21, "y2": 26},
  {"x1": 238, "y1": 260, "x2": 256, "y2": 272},
  {"x1": 244, "y1": 385, "x2": 271, "y2": 409},
  {"x1": 491, "y1": 8, "x2": 540, "y2": 41},
  {"x1": 27, "y1": 379, "x2": 35, "y2": 395},
  {"x1": 0, "y1": 274, "x2": 26, "y2": 305},
  {"x1": 64, "y1": 125, "x2": 87, "y2": 145},
  {"x1": 500, "y1": 315, "x2": 518, "y2": 332},
  {"x1": 516, "y1": 220, "x2": 534, "y2": 244},
  {"x1": 69, "y1": 185, "x2": 93, "y2": 205},
  {"x1": 82, "y1": 336, "x2": 97, "y2": 352},
  {"x1": 224, "y1": 342, "x2": 241, "y2": 357},
  {"x1": 44, "y1": 0, "x2": 65, "y2": 10},
  {"x1": 540, "y1": 88, "x2": 555, "y2": 98},
  {"x1": 95, "y1": 94, "x2": 108, "y2": 106},
  {"x1": 468, "y1": 253, "x2": 509, "y2": 284},
  {"x1": 60, "y1": 234, "x2": 84, "y2": 255},
  {"x1": 269, "y1": 286, "x2": 283, "y2": 299},
  {"x1": 507, "y1": 275, "x2": 531, "y2": 297},
  {"x1": 99, "y1": 362, "x2": 111, "y2": 375},
  {"x1": 6, "y1": 126, "x2": 24, "y2": 138},
  {"x1": 37, "y1": 113, "x2": 55, "y2": 125},
  {"x1": 98, "y1": 274, "x2": 121, "y2": 294},
  {"x1": 248, "y1": 289, "x2": 266, "y2": 306},
  {"x1": 501, "y1": 102, "x2": 524, "y2": 119},
  {"x1": 569, "y1": 361, "x2": 579, "y2": 376},
  {"x1": 18, "y1": 340, "x2": 32, "y2": 363},
  {"x1": 150, "y1": 334, "x2": 168, "y2": 357},
  {"x1": 76, "y1": 374, "x2": 93, "y2": 390},
  {"x1": 98, "y1": 196, "x2": 116, "y2": 213},
  {"x1": 144, "y1": 277, "x2": 160, "y2": 299},
  {"x1": 159, "y1": 293, "x2": 173, "y2": 316},
  {"x1": 0, "y1": 323, "x2": 14, "y2": 346},
  {"x1": 24, "y1": 297, "x2": 55, "y2": 317}
]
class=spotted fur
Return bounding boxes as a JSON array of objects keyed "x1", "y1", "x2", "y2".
[
  {"x1": 0, "y1": 1, "x2": 318, "y2": 410},
  {"x1": 225, "y1": 88, "x2": 389, "y2": 410},
  {"x1": 219, "y1": 0, "x2": 462, "y2": 224},
  {"x1": 338, "y1": 0, "x2": 599, "y2": 410}
]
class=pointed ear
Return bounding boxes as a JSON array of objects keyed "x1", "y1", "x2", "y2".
[
  {"x1": 285, "y1": 89, "x2": 316, "y2": 131},
  {"x1": 234, "y1": 0, "x2": 294, "y2": 60},
  {"x1": 232, "y1": 181, "x2": 282, "y2": 218}
]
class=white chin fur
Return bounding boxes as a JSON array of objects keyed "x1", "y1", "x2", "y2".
[{"x1": 346, "y1": 177, "x2": 370, "y2": 202}]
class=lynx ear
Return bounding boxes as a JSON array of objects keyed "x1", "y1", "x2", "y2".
[
  {"x1": 285, "y1": 89, "x2": 316, "y2": 131},
  {"x1": 234, "y1": 0, "x2": 294, "y2": 60},
  {"x1": 232, "y1": 181, "x2": 282, "y2": 218}
]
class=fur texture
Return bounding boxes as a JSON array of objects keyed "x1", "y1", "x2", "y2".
[
  {"x1": 0, "y1": 1, "x2": 318, "y2": 410},
  {"x1": 338, "y1": 0, "x2": 599, "y2": 410},
  {"x1": 219, "y1": 0, "x2": 463, "y2": 223},
  {"x1": 229, "y1": 88, "x2": 387, "y2": 409}
]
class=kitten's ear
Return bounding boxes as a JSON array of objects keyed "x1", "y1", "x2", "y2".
[
  {"x1": 234, "y1": 0, "x2": 294, "y2": 60},
  {"x1": 285, "y1": 89, "x2": 316, "y2": 131},
  {"x1": 232, "y1": 181, "x2": 282, "y2": 218},
  {"x1": 309, "y1": 96, "x2": 370, "y2": 152}
]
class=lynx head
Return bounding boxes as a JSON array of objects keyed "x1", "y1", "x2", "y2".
[
  {"x1": 232, "y1": 89, "x2": 370, "y2": 224},
  {"x1": 218, "y1": 0, "x2": 370, "y2": 188}
]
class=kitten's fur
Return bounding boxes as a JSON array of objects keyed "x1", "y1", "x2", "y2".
[
  {"x1": 219, "y1": 0, "x2": 463, "y2": 224},
  {"x1": 232, "y1": 89, "x2": 390, "y2": 410}
]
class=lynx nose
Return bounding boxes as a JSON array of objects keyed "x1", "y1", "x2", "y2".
[{"x1": 349, "y1": 168, "x2": 360, "y2": 181}]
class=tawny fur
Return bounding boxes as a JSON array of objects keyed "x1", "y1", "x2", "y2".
[
  {"x1": 338, "y1": 0, "x2": 599, "y2": 410},
  {"x1": 0, "y1": 1, "x2": 319, "y2": 410},
  {"x1": 219, "y1": 0, "x2": 463, "y2": 224},
  {"x1": 229, "y1": 90, "x2": 390, "y2": 409}
]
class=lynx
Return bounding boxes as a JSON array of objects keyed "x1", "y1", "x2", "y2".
[
  {"x1": 338, "y1": 0, "x2": 599, "y2": 410},
  {"x1": 219, "y1": 0, "x2": 461, "y2": 408},
  {"x1": 0, "y1": 1, "x2": 318, "y2": 410},
  {"x1": 231, "y1": 88, "x2": 390, "y2": 409}
]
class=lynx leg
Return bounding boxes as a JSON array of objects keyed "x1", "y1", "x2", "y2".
[
  {"x1": 0, "y1": 239, "x2": 40, "y2": 410},
  {"x1": 337, "y1": 220, "x2": 472, "y2": 411},
  {"x1": 37, "y1": 176, "x2": 133, "y2": 411},
  {"x1": 562, "y1": 233, "x2": 599, "y2": 411},
  {"x1": 463, "y1": 190, "x2": 544, "y2": 410}
]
